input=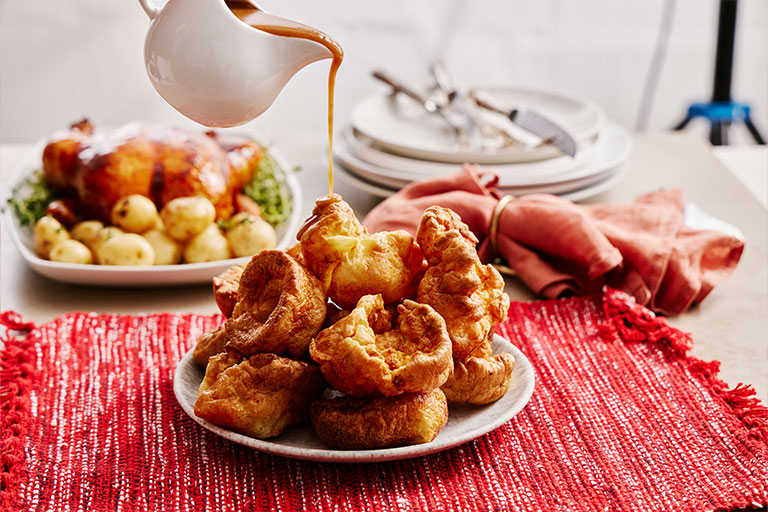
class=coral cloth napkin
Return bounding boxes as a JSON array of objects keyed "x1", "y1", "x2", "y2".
[
  {"x1": 364, "y1": 166, "x2": 744, "y2": 315},
  {"x1": 1, "y1": 292, "x2": 767, "y2": 512}
]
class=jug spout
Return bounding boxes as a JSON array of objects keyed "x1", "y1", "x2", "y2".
[
  {"x1": 280, "y1": 35, "x2": 337, "y2": 70},
  {"x1": 234, "y1": 9, "x2": 340, "y2": 70}
]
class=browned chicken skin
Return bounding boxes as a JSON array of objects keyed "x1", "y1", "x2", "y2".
[{"x1": 42, "y1": 119, "x2": 261, "y2": 222}]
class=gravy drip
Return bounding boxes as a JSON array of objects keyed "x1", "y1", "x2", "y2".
[
  {"x1": 226, "y1": 1, "x2": 343, "y2": 196},
  {"x1": 296, "y1": 193, "x2": 342, "y2": 240}
]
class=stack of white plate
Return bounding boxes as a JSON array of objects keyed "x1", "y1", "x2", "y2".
[{"x1": 333, "y1": 87, "x2": 632, "y2": 200}]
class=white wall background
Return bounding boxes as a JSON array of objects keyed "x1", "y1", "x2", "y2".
[{"x1": 0, "y1": 0, "x2": 766, "y2": 145}]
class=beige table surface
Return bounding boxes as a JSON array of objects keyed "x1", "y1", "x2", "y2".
[{"x1": 1, "y1": 133, "x2": 766, "y2": 402}]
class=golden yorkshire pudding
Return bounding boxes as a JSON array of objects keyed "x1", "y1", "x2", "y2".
[
  {"x1": 442, "y1": 343, "x2": 515, "y2": 405},
  {"x1": 322, "y1": 301, "x2": 397, "y2": 330},
  {"x1": 193, "y1": 326, "x2": 229, "y2": 366},
  {"x1": 310, "y1": 295, "x2": 453, "y2": 398},
  {"x1": 284, "y1": 242, "x2": 306, "y2": 266},
  {"x1": 310, "y1": 388, "x2": 448, "y2": 450},
  {"x1": 194, "y1": 351, "x2": 326, "y2": 439},
  {"x1": 322, "y1": 301, "x2": 351, "y2": 329},
  {"x1": 225, "y1": 250, "x2": 326, "y2": 358},
  {"x1": 416, "y1": 206, "x2": 510, "y2": 360},
  {"x1": 212, "y1": 262, "x2": 247, "y2": 318},
  {"x1": 298, "y1": 197, "x2": 424, "y2": 309}
]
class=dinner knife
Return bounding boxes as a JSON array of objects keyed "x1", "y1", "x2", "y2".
[{"x1": 469, "y1": 89, "x2": 577, "y2": 157}]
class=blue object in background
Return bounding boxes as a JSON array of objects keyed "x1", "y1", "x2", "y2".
[
  {"x1": 673, "y1": 0, "x2": 765, "y2": 146},
  {"x1": 675, "y1": 101, "x2": 765, "y2": 146}
]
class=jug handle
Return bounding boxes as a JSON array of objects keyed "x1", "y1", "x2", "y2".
[{"x1": 138, "y1": 0, "x2": 160, "y2": 19}]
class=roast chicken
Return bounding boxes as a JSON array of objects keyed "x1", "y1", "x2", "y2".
[{"x1": 42, "y1": 119, "x2": 262, "y2": 222}]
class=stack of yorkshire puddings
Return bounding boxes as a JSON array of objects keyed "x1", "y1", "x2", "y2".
[{"x1": 193, "y1": 196, "x2": 515, "y2": 449}]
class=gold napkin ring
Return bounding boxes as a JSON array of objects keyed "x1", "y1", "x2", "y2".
[
  {"x1": 489, "y1": 194, "x2": 517, "y2": 277},
  {"x1": 490, "y1": 194, "x2": 515, "y2": 256}
]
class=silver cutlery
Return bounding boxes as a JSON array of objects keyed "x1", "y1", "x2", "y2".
[
  {"x1": 430, "y1": 60, "x2": 522, "y2": 148},
  {"x1": 430, "y1": 60, "x2": 462, "y2": 109},
  {"x1": 371, "y1": 69, "x2": 472, "y2": 148},
  {"x1": 429, "y1": 60, "x2": 481, "y2": 142},
  {"x1": 469, "y1": 88, "x2": 577, "y2": 157}
]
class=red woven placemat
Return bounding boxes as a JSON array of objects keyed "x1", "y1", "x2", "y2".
[{"x1": 1, "y1": 289, "x2": 767, "y2": 512}]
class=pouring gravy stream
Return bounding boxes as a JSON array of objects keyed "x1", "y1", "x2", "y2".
[{"x1": 227, "y1": 1, "x2": 343, "y2": 198}]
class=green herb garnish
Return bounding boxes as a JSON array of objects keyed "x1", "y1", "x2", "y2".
[
  {"x1": 217, "y1": 218, "x2": 231, "y2": 231},
  {"x1": 218, "y1": 214, "x2": 254, "y2": 232},
  {"x1": 7, "y1": 170, "x2": 59, "y2": 227},
  {"x1": 242, "y1": 148, "x2": 295, "y2": 227}
]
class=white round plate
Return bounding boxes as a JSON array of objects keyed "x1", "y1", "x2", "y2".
[
  {"x1": 174, "y1": 334, "x2": 534, "y2": 463},
  {"x1": 335, "y1": 163, "x2": 394, "y2": 198},
  {"x1": 345, "y1": 127, "x2": 599, "y2": 182},
  {"x1": 533, "y1": 161, "x2": 630, "y2": 202},
  {"x1": 3, "y1": 136, "x2": 302, "y2": 286},
  {"x1": 351, "y1": 86, "x2": 605, "y2": 164},
  {"x1": 336, "y1": 157, "x2": 630, "y2": 203},
  {"x1": 334, "y1": 123, "x2": 632, "y2": 192}
]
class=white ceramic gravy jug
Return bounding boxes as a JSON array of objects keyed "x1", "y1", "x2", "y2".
[{"x1": 139, "y1": 0, "x2": 336, "y2": 127}]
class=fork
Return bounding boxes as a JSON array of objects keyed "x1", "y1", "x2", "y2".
[{"x1": 372, "y1": 69, "x2": 472, "y2": 149}]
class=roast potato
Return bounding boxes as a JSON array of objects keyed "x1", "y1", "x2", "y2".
[
  {"x1": 97, "y1": 233, "x2": 155, "y2": 266},
  {"x1": 184, "y1": 224, "x2": 231, "y2": 263},
  {"x1": 225, "y1": 212, "x2": 277, "y2": 258},
  {"x1": 110, "y1": 194, "x2": 160, "y2": 234},
  {"x1": 94, "y1": 226, "x2": 125, "y2": 252},
  {"x1": 34, "y1": 215, "x2": 70, "y2": 259},
  {"x1": 142, "y1": 229, "x2": 183, "y2": 265},
  {"x1": 49, "y1": 239, "x2": 93, "y2": 264},
  {"x1": 70, "y1": 220, "x2": 104, "y2": 252},
  {"x1": 161, "y1": 196, "x2": 216, "y2": 242}
]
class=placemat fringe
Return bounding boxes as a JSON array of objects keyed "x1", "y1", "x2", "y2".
[
  {"x1": 0, "y1": 312, "x2": 38, "y2": 511},
  {"x1": 0, "y1": 311, "x2": 36, "y2": 333},
  {"x1": 598, "y1": 287, "x2": 693, "y2": 354},
  {"x1": 597, "y1": 289, "x2": 768, "y2": 445}
]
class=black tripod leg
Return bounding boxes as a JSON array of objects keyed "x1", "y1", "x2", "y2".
[
  {"x1": 744, "y1": 117, "x2": 767, "y2": 145},
  {"x1": 673, "y1": 116, "x2": 693, "y2": 130},
  {"x1": 710, "y1": 121, "x2": 724, "y2": 145}
]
